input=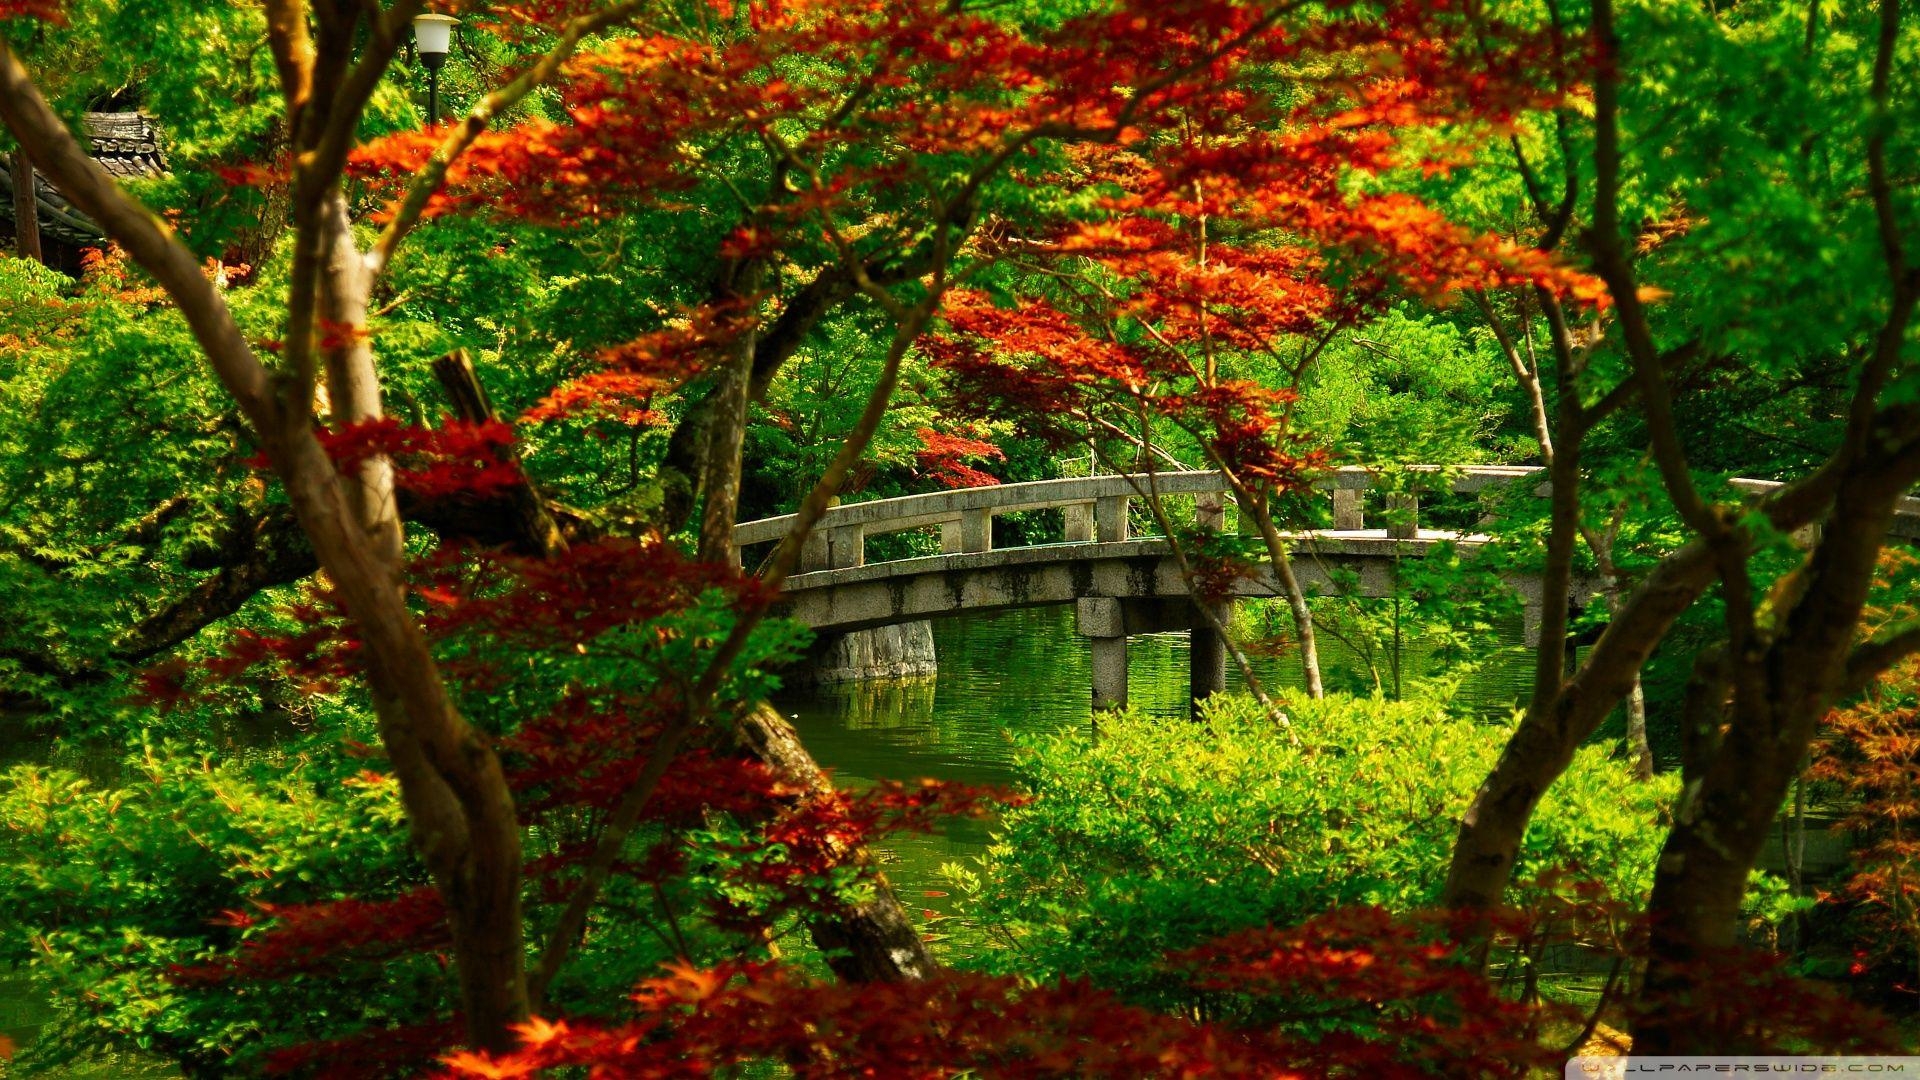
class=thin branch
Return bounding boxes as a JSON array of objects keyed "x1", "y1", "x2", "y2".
[
  {"x1": 1866, "y1": 0, "x2": 1907, "y2": 287},
  {"x1": 1590, "y1": 0, "x2": 1717, "y2": 538},
  {"x1": 1843, "y1": 623, "x2": 1920, "y2": 697},
  {"x1": 1474, "y1": 290, "x2": 1554, "y2": 463},
  {"x1": 307, "y1": 0, "x2": 429, "y2": 194},
  {"x1": 1585, "y1": 339, "x2": 1701, "y2": 423}
]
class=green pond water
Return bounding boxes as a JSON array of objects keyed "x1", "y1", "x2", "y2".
[{"x1": 777, "y1": 604, "x2": 1534, "y2": 923}]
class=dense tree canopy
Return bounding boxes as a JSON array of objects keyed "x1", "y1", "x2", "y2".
[{"x1": 0, "y1": 0, "x2": 1917, "y2": 1073}]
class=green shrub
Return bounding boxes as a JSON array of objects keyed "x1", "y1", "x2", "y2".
[
  {"x1": 0, "y1": 735, "x2": 432, "y2": 1075},
  {"x1": 946, "y1": 692, "x2": 1676, "y2": 1009}
]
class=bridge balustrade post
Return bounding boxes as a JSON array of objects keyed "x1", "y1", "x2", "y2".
[
  {"x1": 828, "y1": 525, "x2": 865, "y2": 569},
  {"x1": 1064, "y1": 502, "x2": 1095, "y2": 543},
  {"x1": 1386, "y1": 492, "x2": 1419, "y2": 540},
  {"x1": 1096, "y1": 495, "x2": 1131, "y2": 542},
  {"x1": 1195, "y1": 491, "x2": 1225, "y2": 533},
  {"x1": 1091, "y1": 638, "x2": 1128, "y2": 712},
  {"x1": 960, "y1": 507, "x2": 993, "y2": 553},
  {"x1": 800, "y1": 529, "x2": 830, "y2": 572},
  {"x1": 1332, "y1": 487, "x2": 1365, "y2": 530},
  {"x1": 940, "y1": 521, "x2": 963, "y2": 554}
]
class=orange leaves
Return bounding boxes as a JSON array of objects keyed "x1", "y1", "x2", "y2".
[
  {"x1": 79, "y1": 246, "x2": 169, "y2": 306},
  {"x1": 520, "y1": 372, "x2": 666, "y2": 427},
  {"x1": 525, "y1": 300, "x2": 754, "y2": 426},
  {"x1": 1318, "y1": 193, "x2": 1608, "y2": 305},
  {"x1": 915, "y1": 427, "x2": 1005, "y2": 489},
  {"x1": 640, "y1": 960, "x2": 733, "y2": 1006}
]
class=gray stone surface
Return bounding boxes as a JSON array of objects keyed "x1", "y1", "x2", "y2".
[
  {"x1": 794, "y1": 620, "x2": 938, "y2": 685},
  {"x1": 775, "y1": 535, "x2": 1531, "y2": 635}
]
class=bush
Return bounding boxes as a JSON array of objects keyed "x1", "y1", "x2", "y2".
[
  {"x1": 0, "y1": 735, "x2": 430, "y2": 1076},
  {"x1": 946, "y1": 692, "x2": 1676, "y2": 1009}
]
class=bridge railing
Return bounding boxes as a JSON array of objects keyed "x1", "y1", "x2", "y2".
[{"x1": 735, "y1": 465, "x2": 1551, "y2": 572}]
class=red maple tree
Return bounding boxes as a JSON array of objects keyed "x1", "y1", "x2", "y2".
[{"x1": 11, "y1": 0, "x2": 1894, "y2": 1072}]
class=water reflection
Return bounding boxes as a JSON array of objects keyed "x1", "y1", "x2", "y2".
[{"x1": 776, "y1": 605, "x2": 1532, "y2": 922}]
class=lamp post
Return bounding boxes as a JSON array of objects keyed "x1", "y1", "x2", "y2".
[{"x1": 412, "y1": 13, "x2": 460, "y2": 129}]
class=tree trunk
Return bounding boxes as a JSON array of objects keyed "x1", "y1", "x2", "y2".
[
  {"x1": 1444, "y1": 534, "x2": 1726, "y2": 913},
  {"x1": 1263, "y1": 511, "x2": 1324, "y2": 698},
  {"x1": 1204, "y1": 469, "x2": 1322, "y2": 699},
  {"x1": 734, "y1": 703, "x2": 939, "y2": 980},
  {"x1": 699, "y1": 333, "x2": 754, "y2": 564},
  {"x1": 1637, "y1": 474, "x2": 1912, "y2": 1051},
  {"x1": 1624, "y1": 674, "x2": 1654, "y2": 781},
  {"x1": 1442, "y1": 703, "x2": 1587, "y2": 912},
  {"x1": 307, "y1": 192, "x2": 530, "y2": 1051},
  {"x1": 271, "y1": 427, "x2": 530, "y2": 1051},
  {"x1": 1635, "y1": 715, "x2": 1796, "y2": 1052},
  {"x1": 316, "y1": 192, "x2": 403, "y2": 559},
  {"x1": 1589, "y1": 523, "x2": 1656, "y2": 780},
  {"x1": 1445, "y1": 437, "x2": 1586, "y2": 914},
  {"x1": 11, "y1": 149, "x2": 41, "y2": 264}
]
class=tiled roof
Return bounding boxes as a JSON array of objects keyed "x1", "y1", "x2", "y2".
[{"x1": 1, "y1": 112, "x2": 168, "y2": 245}]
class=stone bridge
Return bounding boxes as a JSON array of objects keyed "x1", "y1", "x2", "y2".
[{"x1": 736, "y1": 467, "x2": 1920, "y2": 710}]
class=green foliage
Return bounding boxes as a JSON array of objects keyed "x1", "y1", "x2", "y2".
[
  {"x1": 947, "y1": 692, "x2": 1675, "y2": 1010},
  {"x1": 0, "y1": 255, "x2": 258, "y2": 724},
  {"x1": 1294, "y1": 307, "x2": 1535, "y2": 466},
  {"x1": 0, "y1": 732, "x2": 427, "y2": 1074}
]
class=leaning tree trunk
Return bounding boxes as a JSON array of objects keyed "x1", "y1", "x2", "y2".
[
  {"x1": 310, "y1": 192, "x2": 532, "y2": 1048},
  {"x1": 1247, "y1": 492, "x2": 1325, "y2": 699},
  {"x1": 1444, "y1": 531, "x2": 1723, "y2": 914},
  {"x1": 735, "y1": 704, "x2": 939, "y2": 980},
  {"x1": 433, "y1": 350, "x2": 940, "y2": 985}
]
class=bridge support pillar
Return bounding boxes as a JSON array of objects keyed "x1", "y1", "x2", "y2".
[
  {"x1": 1090, "y1": 636, "x2": 1128, "y2": 712},
  {"x1": 1190, "y1": 601, "x2": 1228, "y2": 705},
  {"x1": 1077, "y1": 597, "x2": 1128, "y2": 712}
]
